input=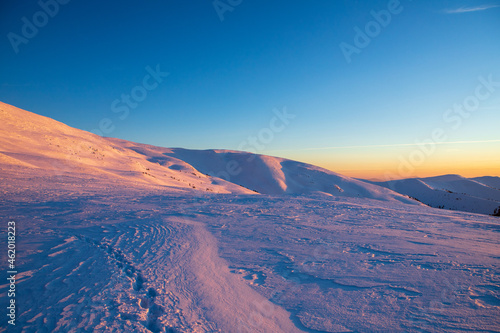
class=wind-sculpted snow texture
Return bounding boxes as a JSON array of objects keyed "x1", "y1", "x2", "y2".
[
  {"x1": 1, "y1": 192, "x2": 499, "y2": 332},
  {"x1": 0, "y1": 102, "x2": 499, "y2": 332}
]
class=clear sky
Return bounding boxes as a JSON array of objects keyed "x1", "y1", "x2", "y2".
[{"x1": 1, "y1": 0, "x2": 499, "y2": 180}]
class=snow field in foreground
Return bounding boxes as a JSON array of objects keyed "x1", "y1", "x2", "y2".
[{"x1": 1, "y1": 192, "x2": 498, "y2": 332}]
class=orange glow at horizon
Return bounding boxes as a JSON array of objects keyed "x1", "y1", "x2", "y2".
[
  {"x1": 273, "y1": 141, "x2": 500, "y2": 181},
  {"x1": 334, "y1": 165, "x2": 500, "y2": 181}
]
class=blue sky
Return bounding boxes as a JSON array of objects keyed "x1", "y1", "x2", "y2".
[{"x1": 1, "y1": 0, "x2": 499, "y2": 179}]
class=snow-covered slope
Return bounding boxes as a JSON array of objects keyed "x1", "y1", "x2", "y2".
[
  {"x1": 473, "y1": 176, "x2": 500, "y2": 190},
  {"x1": 0, "y1": 101, "x2": 415, "y2": 204},
  {"x1": 374, "y1": 174, "x2": 500, "y2": 216},
  {"x1": 164, "y1": 148, "x2": 416, "y2": 203},
  {"x1": 0, "y1": 101, "x2": 256, "y2": 195},
  {"x1": 1, "y1": 101, "x2": 499, "y2": 332},
  {"x1": 2, "y1": 184, "x2": 500, "y2": 332}
]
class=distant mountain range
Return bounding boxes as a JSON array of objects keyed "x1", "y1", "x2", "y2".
[{"x1": 372, "y1": 175, "x2": 500, "y2": 216}]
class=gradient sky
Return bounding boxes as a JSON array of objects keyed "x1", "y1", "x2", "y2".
[{"x1": 1, "y1": 0, "x2": 499, "y2": 180}]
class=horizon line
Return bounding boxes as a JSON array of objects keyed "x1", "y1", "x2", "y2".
[{"x1": 266, "y1": 139, "x2": 500, "y2": 153}]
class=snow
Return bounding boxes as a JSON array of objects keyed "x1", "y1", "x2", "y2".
[
  {"x1": 373, "y1": 175, "x2": 500, "y2": 216},
  {"x1": 163, "y1": 148, "x2": 417, "y2": 204},
  {"x1": 2, "y1": 192, "x2": 499, "y2": 332},
  {"x1": 1, "y1": 101, "x2": 499, "y2": 332},
  {"x1": 473, "y1": 176, "x2": 500, "y2": 190}
]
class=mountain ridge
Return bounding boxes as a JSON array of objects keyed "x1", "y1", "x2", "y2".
[
  {"x1": 373, "y1": 174, "x2": 500, "y2": 215},
  {"x1": 0, "y1": 101, "x2": 416, "y2": 204}
]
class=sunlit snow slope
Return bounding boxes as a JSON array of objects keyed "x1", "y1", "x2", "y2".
[{"x1": 0, "y1": 101, "x2": 414, "y2": 204}]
